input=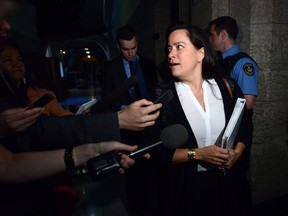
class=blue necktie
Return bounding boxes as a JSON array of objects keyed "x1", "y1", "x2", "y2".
[{"x1": 129, "y1": 61, "x2": 141, "y2": 100}]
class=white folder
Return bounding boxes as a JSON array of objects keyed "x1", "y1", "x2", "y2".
[{"x1": 221, "y1": 98, "x2": 246, "y2": 149}]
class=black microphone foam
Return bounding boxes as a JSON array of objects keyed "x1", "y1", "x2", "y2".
[{"x1": 128, "y1": 124, "x2": 188, "y2": 158}]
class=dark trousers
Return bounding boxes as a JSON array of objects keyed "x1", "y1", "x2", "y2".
[{"x1": 160, "y1": 169, "x2": 252, "y2": 216}]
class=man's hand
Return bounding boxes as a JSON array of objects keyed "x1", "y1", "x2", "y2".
[
  {"x1": 92, "y1": 141, "x2": 142, "y2": 174},
  {"x1": 0, "y1": 107, "x2": 43, "y2": 138},
  {"x1": 117, "y1": 99, "x2": 162, "y2": 131}
]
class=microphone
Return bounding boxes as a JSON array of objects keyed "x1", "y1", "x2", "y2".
[
  {"x1": 91, "y1": 75, "x2": 138, "y2": 113},
  {"x1": 128, "y1": 123, "x2": 188, "y2": 158},
  {"x1": 86, "y1": 124, "x2": 188, "y2": 181}
]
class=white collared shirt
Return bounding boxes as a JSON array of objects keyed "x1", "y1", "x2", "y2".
[{"x1": 175, "y1": 79, "x2": 225, "y2": 171}]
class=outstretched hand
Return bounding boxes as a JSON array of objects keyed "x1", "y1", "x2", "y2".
[
  {"x1": 92, "y1": 141, "x2": 137, "y2": 174},
  {"x1": 92, "y1": 141, "x2": 151, "y2": 174},
  {"x1": 0, "y1": 107, "x2": 43, "y2": 138},
  {"x1": 117, "y1": 99, "x2": 162, "y2": 131}
]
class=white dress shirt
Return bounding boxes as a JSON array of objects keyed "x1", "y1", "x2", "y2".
[{"x1": 175, "y1": 79, "x2": 225, "y2": 171}]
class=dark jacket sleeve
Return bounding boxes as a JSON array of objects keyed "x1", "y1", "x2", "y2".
[
  {"x1": 100, "y1": 58, "x2": 132, "y2": 112},
  {"x1": 4, "y1": 112, "x2": 121, "y2": 153}
]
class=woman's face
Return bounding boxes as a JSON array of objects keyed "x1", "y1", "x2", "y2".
[
  {"x1": 167, "y1": 29, "x2": 204, "y2": 81},
  {"x1": 0, "y1": 45, "x2": 25, "y2": 81}
]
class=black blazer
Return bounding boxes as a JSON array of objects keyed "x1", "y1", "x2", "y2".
[
  {"x1": 101, "y1": 55, "x2": 157, "y2": 112},
  {"x1": 152, "y1": 77, "x2": 250, "y2": 165},
  {"x1": 146, "y1": 78, "x2": 252, "y2": 216}
]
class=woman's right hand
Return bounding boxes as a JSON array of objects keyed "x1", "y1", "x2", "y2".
[{"x1": 195, "y1": 145, "x2": 230, "y2": 166}]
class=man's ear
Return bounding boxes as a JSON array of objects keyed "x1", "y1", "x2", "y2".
[{"x1": 220, "y1": 29, "x2": 228, "y2": 40}]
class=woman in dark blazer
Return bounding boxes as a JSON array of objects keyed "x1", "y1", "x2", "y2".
[{"x1": 149, "y1": 24, "x2": 252, "y2": 216}]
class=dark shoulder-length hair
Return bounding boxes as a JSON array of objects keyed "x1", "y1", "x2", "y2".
[{"x1": 166, "y1": 23, "x2": 218, "y2": 80}]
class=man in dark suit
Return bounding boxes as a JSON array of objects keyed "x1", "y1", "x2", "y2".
[
  {"x1": 102, "y1": 25, "x2": 157, "y2": 112},
  {"x1": 101, "y1": 26, "x2": 159, "y2": 216}
]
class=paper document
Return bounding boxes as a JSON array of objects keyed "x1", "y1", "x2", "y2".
[
  {"x1": 76, "y1": 98, "x2": 97, "y2": 115},
  {"x1": 221, "y1": 98, "x2": 246, "y2": 149}
]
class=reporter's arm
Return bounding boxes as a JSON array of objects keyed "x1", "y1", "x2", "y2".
[
  {"x1": 0, "y1": 141, "x2": 138, "y2": 183},
  {"x1": 29, "y1": 113, "x2": 121, "y2": 150},
  {"x1": 0, "y1": 144, "x2": 67, "y2": 183}
]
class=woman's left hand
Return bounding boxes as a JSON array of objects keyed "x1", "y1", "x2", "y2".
[
  {"x1": 222, "y1": 142, "x2": 245, "y2": 169},
  {"x1": 222, "y1": 149, "x2": 241, "y2": 169}
]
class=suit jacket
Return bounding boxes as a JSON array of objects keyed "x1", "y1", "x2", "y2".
[{"x1": 101, "y1": 55, "x2": 157, "y2": 112}]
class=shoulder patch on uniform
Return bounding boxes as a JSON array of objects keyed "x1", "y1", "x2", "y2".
[{"x1": 243, "y1": 62, "x2": 255, "y2": 76}]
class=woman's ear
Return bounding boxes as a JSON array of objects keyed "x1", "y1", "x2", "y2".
[{"x1": 197, "y1": 47, "x2": 205, "y2": 63}]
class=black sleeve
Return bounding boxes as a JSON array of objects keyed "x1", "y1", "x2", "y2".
[
  {"x1": 99, "y1": 61, "x2": 126, "y2": 112},
  {"x1": 101, "y1": 62, "x2": 113, "y2": 99},
  {"x1": 5, "y1": 113, "x2": 121, "y2": 152}
]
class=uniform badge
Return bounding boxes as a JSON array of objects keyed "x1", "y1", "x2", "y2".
[{"x1": 243, "y1": 63, "x2": 254, "y2": 76}]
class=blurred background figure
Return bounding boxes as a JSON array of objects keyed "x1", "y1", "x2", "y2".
[{"x1": 0, "y1": 39, "x2": 74, "y2": 116}]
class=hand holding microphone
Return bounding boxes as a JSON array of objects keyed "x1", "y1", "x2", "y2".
[{"x1": 87, "y1": 124, "x2": 188, "y2": 181}]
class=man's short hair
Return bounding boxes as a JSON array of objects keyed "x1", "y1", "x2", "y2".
[
  {"x1": 209, "y1": 16, "x2": 238, "y2": 41},
  {"x1": 116, "y1": 26, "x2": 137, "y2": 42}
]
